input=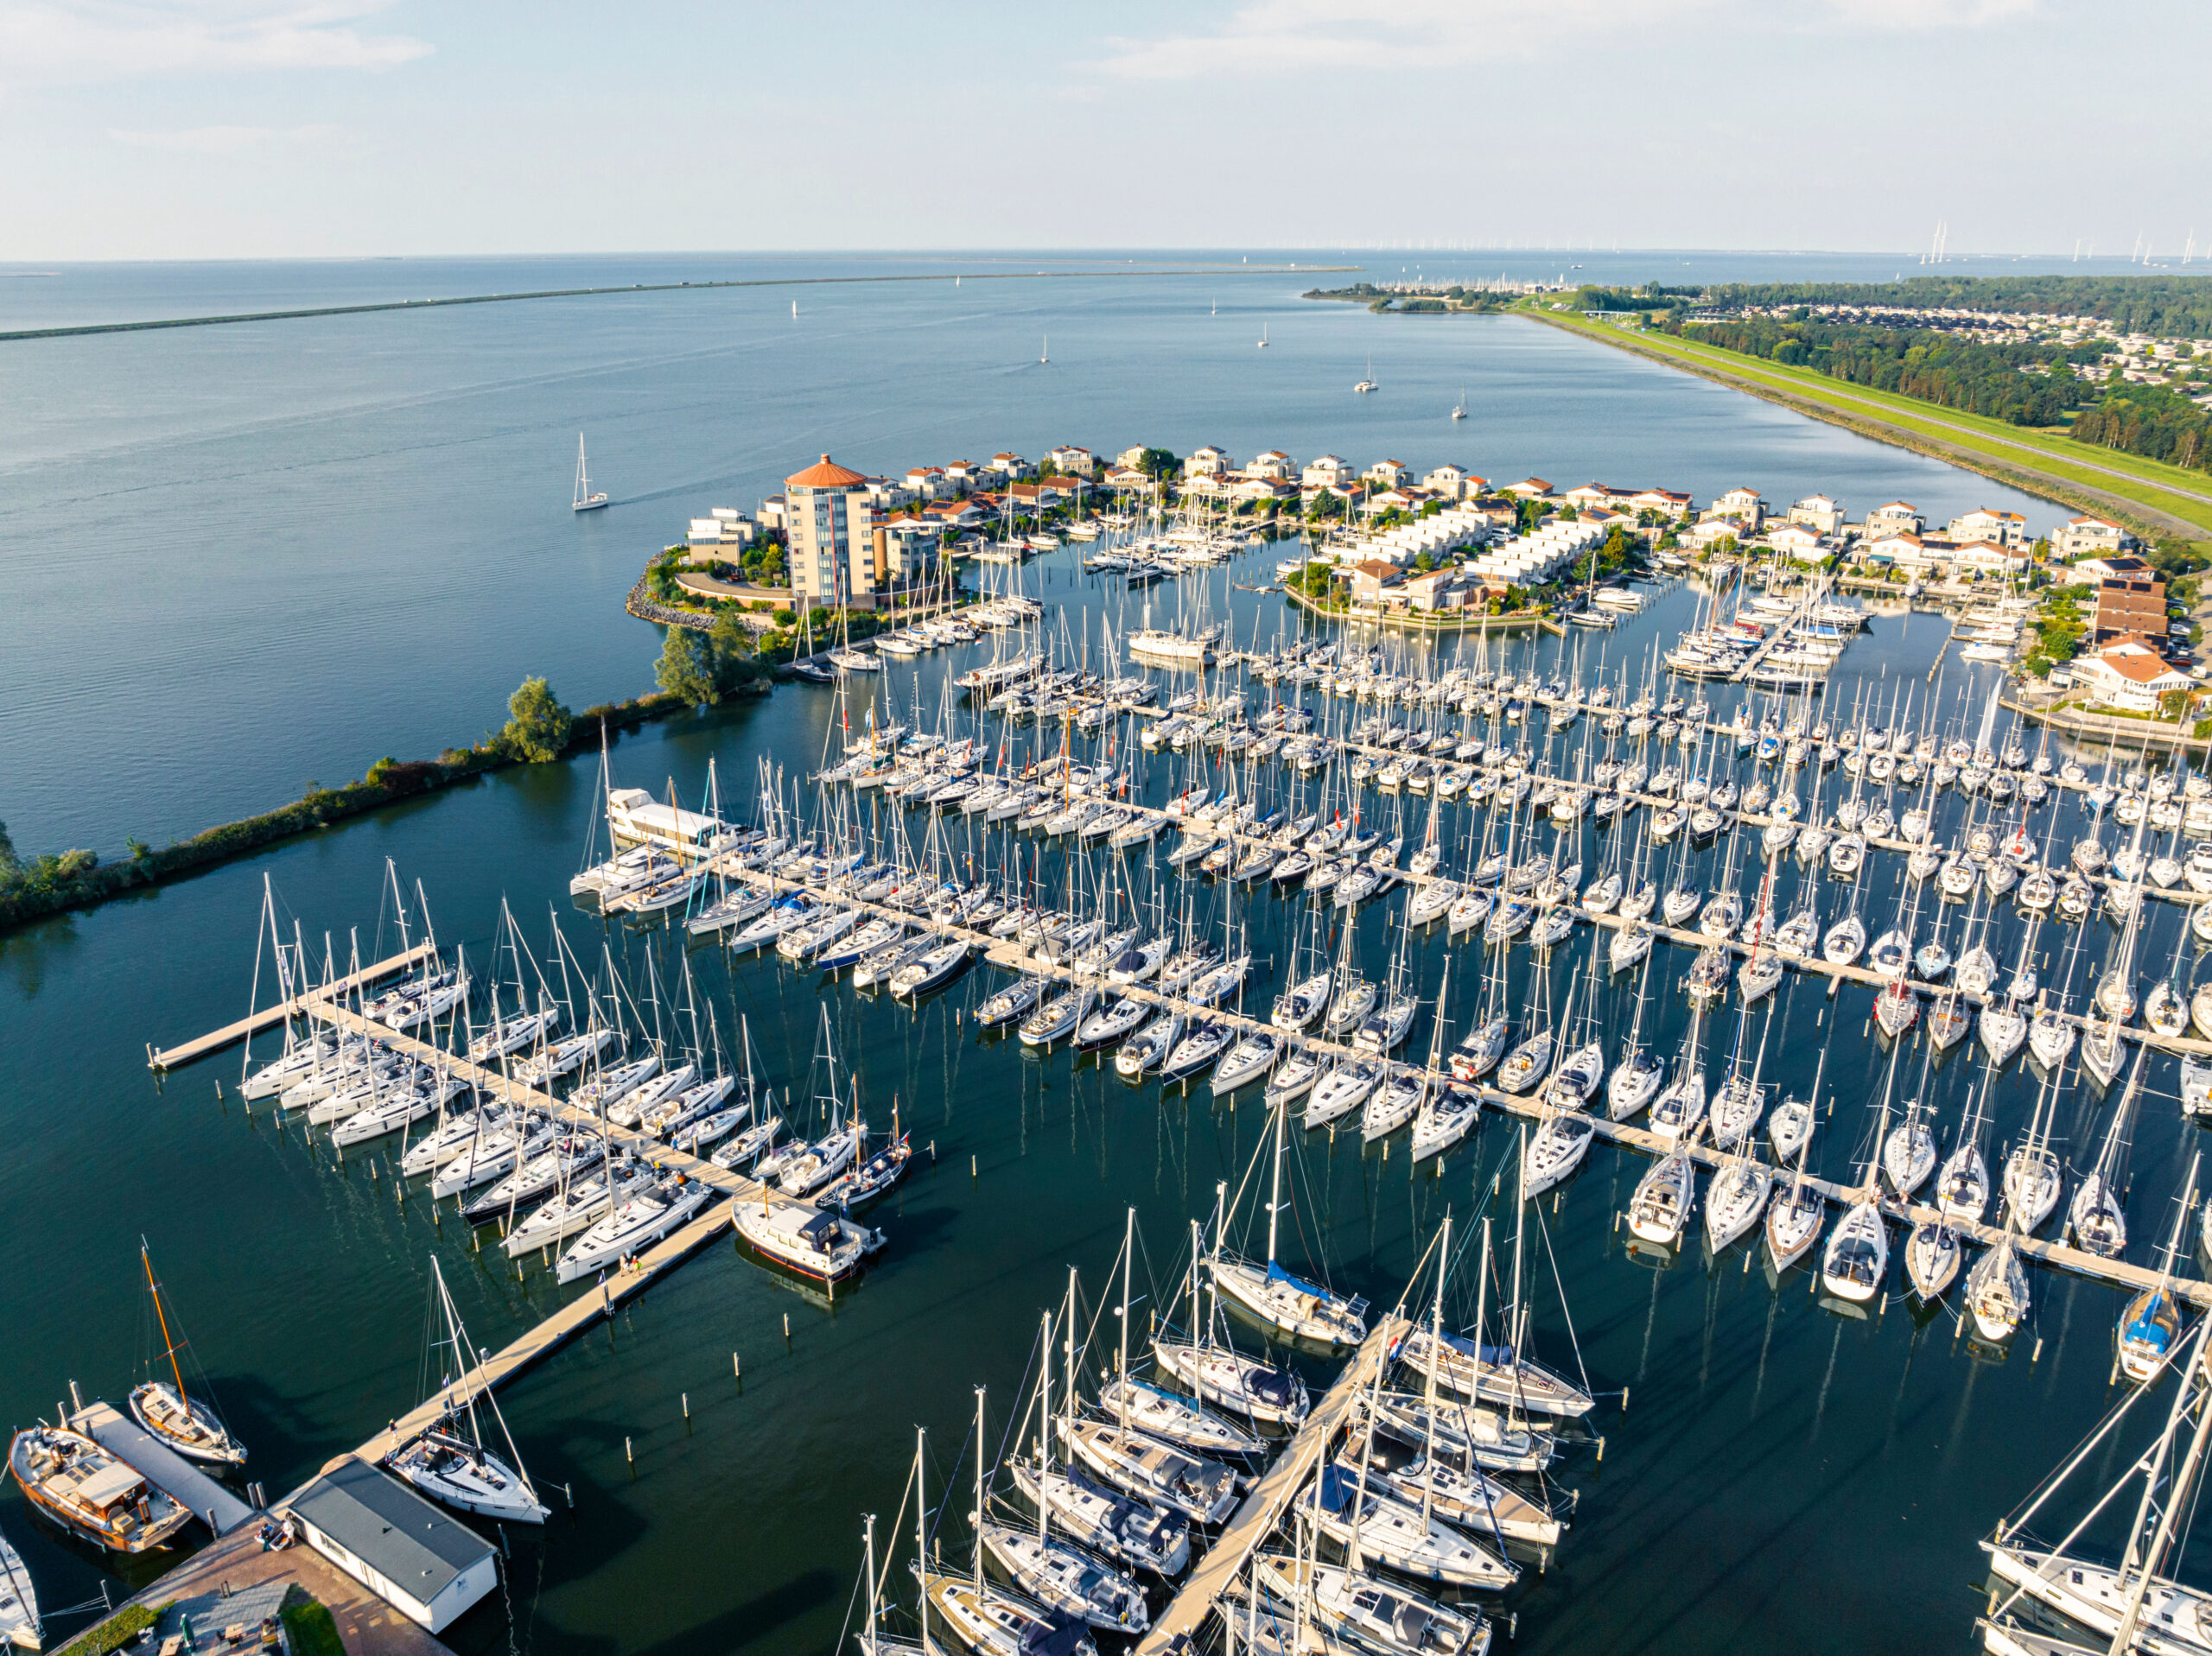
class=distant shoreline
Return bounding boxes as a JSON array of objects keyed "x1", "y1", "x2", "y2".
[{"x1": 0, "y1": 264, "x2": 1361, "y2": 344}]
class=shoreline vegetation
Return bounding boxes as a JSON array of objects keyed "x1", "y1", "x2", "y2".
[
  {"x1": 0, "y1": 649, "x2": 769, "y2": 935},
  {"x1": 0, "y1": 263, "x2": 1360, "y2": 346}
]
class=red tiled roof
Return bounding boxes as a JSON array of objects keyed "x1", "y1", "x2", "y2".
[{"x1": 787, "y1": 454, "x2": 868, "y2": 489}]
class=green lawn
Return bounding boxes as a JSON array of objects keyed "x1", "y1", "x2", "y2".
[{"x1": 1533, "y1": 310, "x2": 2212, "y2": 544}]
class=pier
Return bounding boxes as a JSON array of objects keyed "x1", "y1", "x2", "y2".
[
  {"x1": 66, "y1": 1399, "x2": 257, "y2": 1534},
  {"x1": 148, "y1": 943, "x2": 435, "y2": 1071},
  {"x1": 1136, "y1": 1316, "x2": 1407, "y2": 1656}
]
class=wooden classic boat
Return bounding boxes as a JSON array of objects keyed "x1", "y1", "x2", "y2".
[{"x1": 8, "y1": 1427, "x2": 192, "y2": 1553}]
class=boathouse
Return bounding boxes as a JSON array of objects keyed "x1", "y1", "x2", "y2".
[{"x1": 285, "y1": 1456, "x2": 499, "y2": 1634}]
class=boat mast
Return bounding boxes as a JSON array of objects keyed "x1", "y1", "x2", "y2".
[
  {"x1": 142, "y1": 1242, "x2": 192, "y2": 1411},
  {"x1": 972, "y1": 1386, "x2": 987, "y2": 1596},
  {"x1": 1421, "y1": 1213, "x2": 1451, "y2": 1529},
  {"x1": 1265, "y1": 1094, "x2": 1286, "y2": 1267},
  {"x1": 1036, "y1": 1310, "x2": 1052, "y2": 1539},
  {"x1": 912, "y1": 1428, "x2": 929, "y2": 1653},
  {"x1": 1116, "y1": 1206, "x2": 1135, "y2": 1430}
]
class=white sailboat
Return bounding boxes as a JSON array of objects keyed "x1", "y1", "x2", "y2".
[
  {"x1": 385, "y1": 1257, "x2": 550, "y2": 1522},
  {"x1": 571, "y1": 434, "x2": 608, "y2": 512},
  {"x1": 1209, "y1": 1098, "x2": 1369, "y2": 1346}
]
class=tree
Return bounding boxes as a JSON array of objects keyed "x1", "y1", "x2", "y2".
[
  {"x1": 501, "y1": 676, "x2": 573, "y2": 763},
  {"x1": 2161, "y1": 687, "x2": 2194, "y2": 721},
  {"x1": 656, "y1": 625, "x2": 720, "y2": 707}
]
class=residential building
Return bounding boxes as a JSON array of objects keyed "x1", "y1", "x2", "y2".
[
  {"x1": 1246, "y1": 450, "x2": 1295, "y2": 480},
  {"x1": 1503, "y1": 478, "x2": 1554, "y2": 498},
  {"x1": 1564, "y1": 483, "x2": 1630, "y2": 511},
  {"x1": 1116, "y1": 445, "x2": 1150, "y2": 470},
  {"x1": 1788, "y1": 494, "x2": 1845, "y2": 536},
  {"x1": 1184, "y1": 445, "x2": 1235, "y2": 478},
  {"x1": 1865, "y1": 500, "x2": 1923, "y2": 538},
  {"x1": 2055, "y1": 514, "x2": 2136, "y2": 559},
  {"x1": 1364, "y1": 459, "x2": 1411, "y2": 488},
  {"x1": 1948, "y1": 539, "x2": 2031, "y2": 575},
  {"x1": 1710, "y1": 486, "x2": 1765, "y2": 527},
  {"x1": 861, "y1": 477, "x2": 916, "y2": 511},
  {"x1": 905, "y1": 466, "x2": 950, "y2": 500},
  {"x1": 943, "y1": 460, "x2": 985, "y2": 491},
  {"x1": 1948, "y1": 507, "x2": 2028, "y2": 548},
  {"x1": 2071, "y1": 638, "x2": 2196, "y2": 711},
  {"x1": 1766, "y1": 523, "x2": 1824, "y2": 561},
  {"x1": 1104, "y1": 466, "x2": 1151, "y2": 490},
  {"x1": 2094, "y1": 575, "x2": 2168, "y2": 645},
  {"x1": 1401, "y1": 569, "x2": 1464, "y2": 611},
  {"x1": 2075, "y1": 555, "x2": 2152, "y2": 581},
  {"x1": 1047, "y1": 444, "x2": 1095, "y2": 475},
  {"x1": 986, "y1": 452, "x2": 1033, "y2": 480},
  {"x1": 878, "y1": 514, "x2": 944, "y2": 581},
  {"x1": 1007, "y1": 481, "x2": 1065, "y2": 513},
  {"x1": 758, "y1": 494, "x2": 787, "y2": 532},
  {"x1": 1301, "y1": 454, "x2": 1354, "y2": 490},
  {"x1": 1346, "y1": 559, "x2": 1406, "y2": 605},
  {"x1": 785, "y1": 454, "x2": 880, "y2": 609},
  {"x1": 1628, "y1": 488, "x2": 1692, "y2": 517}
]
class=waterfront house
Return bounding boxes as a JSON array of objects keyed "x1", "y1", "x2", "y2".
[
  {"x1": 1047, "y1": 445, "x2": 1096, "y2": 475},
  {"x1": 1007, "y1": 481, "x2": 1065, "y2": 513},
  {"x1": 759, "y1": 494, "x2": 787, "y2": 531},
  {"x1": 1864, "y1": 500, "x2": 1924, "y2": 538},
  {"x1": 1247, "y1": 450, "x2": 1296, "y2": 480},
  {"x1": 1948, "y1": 507, "x2": 2029, "y2": 548},
  {"x1": 923, "y1": 498, "x2": 987, "y2": 530},
  {"x1": 905, "y1": 466, "x2": 950, "y2": 500},
  {"x1": 1710, "y1": 486, "x2": 1766, "y2": 527},
  {"x1": 285, "y1": 1457, "x2": 498, "y2": 1634},
  {"x1": 2056, "y1": 514, "x2": 2136, "y2": 559},
  {"x1": 1789, "y1": 495, "x2": 1845, "y2": 536},
  {"x1": 1185, "y1": 446, "x2": 1236, "y2": 478},
  {"x1": 1347, "y1": 559, "x2": 1406, "y2": 606},
  {"x1": 1364, "y1": 459, "x2": 1411, "y2": 488},
  {"x1": 1401, "y1": 569, "x2": 1465, "y2": 611},
  {"x1": 1948, "y1": 538, "x2": 2031, "y2": 576},
  {"x1": 1422, "y1": 466, "x2": 1477, "y2": 498},
  {"x1": 1765, "y1": 523, "x2": 1826, "y2": 562},
  {"x1": 1300, "y1": 454, "x2": 1354, "y2": 491},
  {"x1": 1230, "y1": 476, "x2": 1294, "y2": 506},
  {"x1": 986, "y1": 453, "x2": 1033, "y2": 480},
  {"x1": 1116, "y1": 445, "x2": 1151, "y2": 470},
  {"x1": 1503, "y1": 478, "x2": 1554, "y2": 498},
  {"x1": 1564, "y1": 483, "x2": 1630, "y2": 512},
  {"x1": 1628, "y1": 488, "x2": 1693, "y2": 517},
  {"x1": 2072, "y1": 639, "x2": 2196, "y2": 710},
  {"x1": 943, "y1": 460, "x2": 985, "y2": 491},
  {"x1": 1105, "y1": 466, "x2": 1152, "y2": 491}
]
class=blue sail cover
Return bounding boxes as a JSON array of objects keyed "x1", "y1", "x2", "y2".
[
  {"x1": 2126, "y1": 1291, "x2": 2177, "y2": 1355},
  {"x1": 1266, "y1": 1260, "x2": 1327, "y2": 1300}
]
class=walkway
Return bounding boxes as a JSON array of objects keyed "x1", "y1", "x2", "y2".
[
  {"x1": 149, "y1": 945, "x2": 434, "y2": 1071},
  {"x1": 1136, "y1": 1317, "x2": 1406, "y2": 1656},
  {"x1": 67, "y1": 1400, "x2": 257, "y2": 1534}
]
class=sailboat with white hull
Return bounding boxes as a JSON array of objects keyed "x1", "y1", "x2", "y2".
[{"x1": 385, "y1": 1258, "x2": 550, "y2": 1522}]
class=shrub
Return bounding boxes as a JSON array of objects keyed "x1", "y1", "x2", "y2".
[{"x1": 772, "y1": 607, "x2": 797, "y2": 626}]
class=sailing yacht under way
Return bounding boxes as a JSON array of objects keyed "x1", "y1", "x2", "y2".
[{"x1": 572, "y1": 434, "x2": 609, "y2": 511}]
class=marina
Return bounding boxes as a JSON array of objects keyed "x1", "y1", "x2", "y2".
[{"x1": 10, "y1": 251, "x2": 2200, "y2": 1656}]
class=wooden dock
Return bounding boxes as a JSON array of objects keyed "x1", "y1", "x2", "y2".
[
  {"x1": 342, "y1": 1201, "x2": 736, "y2": 1469},
  {"x1": 68, "y1": 1399, "x2": 258, "y2": 1534},
  {"x1": 1135, "y1": 1317, "x2": 1407, "y2": 1656},
  {"x1": 149, "y1": 943, "x2": 435, "y2": 1071}
]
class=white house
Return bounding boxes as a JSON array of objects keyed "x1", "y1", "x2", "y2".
[
  {"x1": 1864, "y1": 500, "x2": 1923, "y2": 538},
  {"x1": 1365, "y1": 459, "x2": 1411, "y2": 488},
  {"x1": 1788, "y1": 495, "x2": 1844, "y2": 536},
  {"x1": 1860, "y1": 531, "x2": 1936, "y2": 570},
  {"x1": 1421, "y1": 465, "x2": 1473, "y2": 499},
  {"x1": 1246, "y1": 450, "x2": 1295, "y2": 480},
  {"x1": 1300, "y1": 454, "x2": 1354, "y2": 490},
  {"x1": 286, "y1": 1458, "x2": 499, "y2": 1634},
  {"x1": 1948, "y1": 507, "x2": 2029, "y2": 549},
  {"x1": 1765, "y1": 523, "x2": 1826, "y2": 561},
  {"x1": 1184, "y1": 445, "x2": 1235, "y2": 478},
  {"x1": 1709, "y1": 486, "x2": 1765, "y2": 527},
  {"x1": 2072, "y1": 639, "x2": 2196, "y2": 712},
  {"x1": 1046, "y1": 444, "x2": 1095, "y2": 475},
  {"x1": 2056, "y1": 514, "x2": 2136, "y2": 559}
]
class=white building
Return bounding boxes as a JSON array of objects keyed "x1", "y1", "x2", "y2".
[
  {"x1": 1788, "y1": 495, "x2": 1844, "y2": 536},
  {"x1": 1948, "y1": 508, "x2": 2029, "y2": 549},
  {"x1": 785, "y1": 454, "x2": 880, "y2": 609},
  {"x1": 2071, "y1": 640, "x2": 2195, "y2": 711},
  {"x1": 285, "y1": 1458, "x2": 499, "y2": 1634},
  {"x1": 2055, "y1": 514, "x2": 2136, "y2": 559},
  {"x1": 1301, "y1": 454, "x2": 1355, "y2": 490}
]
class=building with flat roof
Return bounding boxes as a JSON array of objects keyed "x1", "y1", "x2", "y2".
[{"x1": 284, "y1": 1457, "x2": 498, "y2": 1634}]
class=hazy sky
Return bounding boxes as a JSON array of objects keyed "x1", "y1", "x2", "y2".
[{"x1": 4, "y1": 0, "x2": 2206, "y2": 261}]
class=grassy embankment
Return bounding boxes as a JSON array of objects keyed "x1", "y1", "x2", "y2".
[{"x1": 1525, "y1": 309, "x2": 2212, "y2": 553}]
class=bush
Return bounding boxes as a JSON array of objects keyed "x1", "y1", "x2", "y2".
[
  {"x1": 281, "y1": 1592, "x2": 345, "y2": 1656},
  {"x1": 772, "y1": 607, "x2": 797, "y2": 626},
  {"x1": 54, "y1": 1602, "x2": 164, "y2": 1656},
  {"x1": 655, "y1": 625, "x2": 720, "y2": 708}
]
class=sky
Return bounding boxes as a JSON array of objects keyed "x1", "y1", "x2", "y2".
[{"x1": 3, "y1": 0, "x2": 2208, "y2": 262}]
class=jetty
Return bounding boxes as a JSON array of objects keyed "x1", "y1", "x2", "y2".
[
  {"x1": 65, "y1": 1398, "x2": 257, "y2": 1535},
  {"x1": 148, "y1": 943, "x2": 435, "y2": 1071},
  {"x1": 1136, "y1": 1316, "x2": 1407, "y2": 1656}
]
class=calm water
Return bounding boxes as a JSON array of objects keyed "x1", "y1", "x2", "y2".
[{"x1": 0, "y1": 255, "x2": 2181, "y2": 1656}]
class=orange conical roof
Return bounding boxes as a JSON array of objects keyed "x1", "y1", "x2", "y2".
[{"x1": 787, "y1": 453, "x2": 867, "y2": 489}]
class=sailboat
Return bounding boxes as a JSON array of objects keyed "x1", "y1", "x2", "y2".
[
  {"x1": 918, "y1": 1409, "x2": 1100, "y2": 1656},
  {"x1": 1451, "y1": 385, "x2": 1467, "y2": 421},
  {"x1": 0, "y1": 1524, "x2": 35, "y2": 1651},
  {"x1": 1210, "y1": 1098, "x2": 1368, "y2": 1346},
  {"x1": 1154, "y1": 1212, "x2": 1311, "y2": 1424},
  {"x1": 572, "y1": 434, "x2": 609, "y2": 512},
  {"x1": 128, "y1": 1242, "x2": 246, "y2": 1467},
  {"x1": 2116, "y1": 1152, "x2": 2196, "y2": 1384},
  {"x1": 1257, "y1": 325, "x2": 1268, "y2": 348},
  {"x1": 1039, "y1": 335, "x2": 1048, "y2": 365},
  {"x1": 385, "y1": 1257, "x2": 550, "y2": 1522},
  {"x1": 1354, "y1": 353, "x2": 1377, "y2": 393}
]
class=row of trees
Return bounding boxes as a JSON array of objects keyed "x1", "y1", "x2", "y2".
[
  {"x1": 1688, "y1": 275, "x2": 2212, "y2": 339},
  {"x1": 1664, "y1": 313, "x2": 2089, "y2": 425},
  {"x1": 2072, "y1": 384, "x2": 2212, "y2": 473}
]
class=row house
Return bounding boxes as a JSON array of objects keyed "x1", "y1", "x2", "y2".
[
  {"x1": 1629, "y1": 488, "x2": 1693, "y2": 517},
  {"x1": 987, "y1": 452, "x2": 1033, "y2": 480},
  {"x1": 905, "y1": 466, "x2": 951, "y2": 501}
]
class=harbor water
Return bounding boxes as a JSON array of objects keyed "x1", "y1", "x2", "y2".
[{"x1": 0, "y1": 254, "x2": 2170, "y2": 1656}]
